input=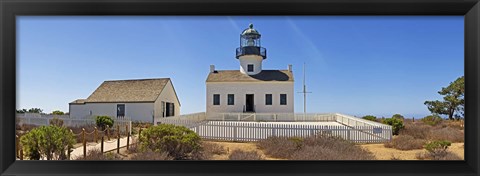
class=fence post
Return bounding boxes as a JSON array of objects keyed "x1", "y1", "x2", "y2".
[
  {"x1": 107, "y1": 125, "x2": 110, "y2": 141},
  {"x1": 347, "y1": 128, "x2": 351, "y2": 141},
  {"x1": 129, "y1": 121, "x2": 132, "y2": 135},
  {"x1": 66, "y1": 145, "x2": 71, "y2": 160},
  {"x1": 117, "y1": 125, "x2": 120, "y2": 154},
  {"x1": 15, "y1": 135, "x2": 19, "y2": 158},
  {"x1": 20, "y1": 149, "x2": 23, "y2": 160},
  {"x1": 101, "y1": 136, "x2": 104, "y2": 153},
  {"x1": 82, "y1": 128, "x2": 86, "y2": 159},
  {"x1": 94, "y1": 127, "x2": 98, "y2": 143},
  {"x1": 233, "y1": 126, "x2": 237, "y2": 141},
  {"x1": 127, "y1": 129, "x2": 130, "y2": 150}
]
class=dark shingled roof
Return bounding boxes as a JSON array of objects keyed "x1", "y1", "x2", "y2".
[
  {"x1": 70, "y1": 99, "x2": 86, "y2": 104},
  {"x1": 206, "y1": 70, "x2": 294, "y2": 82},
  {"x1": 84, "y1": 78, "x2": 170, "y2": 103}
]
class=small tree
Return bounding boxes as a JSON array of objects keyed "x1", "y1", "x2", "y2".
[
  {"x1": 95, "y1": 116, "x2": 114, "y2": 130},
  {"x1": 52, "y1": 110, "x2": 65, "y2": 115},
  {"x1": 424, "y1": 76, "x2": 464, "y2": 120},
  {"x1": 392, "y1": 114, "x2": 405, "y2": 120},
  {"x1": 421, "y1": 114, "x2": 443, "y2": 126},
  {"x1": 27, "y1": 108, "x2": 43, "y2": 113},
  {"x1": 139, "y1": 124, "x2": 202, "y2": 160},
  {"x1": 20, "y1": 126, "x2": 75, "y2": 160},
  {"x1": 362, "y1": 115, "x2": 377, "y2": 122},
  {"x1": 382, "y1": 118, "x2": 404, "y2": 135}
]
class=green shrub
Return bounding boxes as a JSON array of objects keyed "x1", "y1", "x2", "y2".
[
  {"x1": 362, "y1": 115, "x2": 377, "y2": 121},
  {"x1": 49, "y1": 117, "x2": 64, "y2": 127},
  {"x1": 95, "y1": 116, "x2": 114, "y2": 130},
  {"x1": 392, "y1": 114, "x2": 405, "y2": 120},
  {"x1": 382, "y1": 118, "x2": 405, "y2": 135},
  {"x1": 20, "y1": 126, "x2": 75, "y2": 160},
  {"x1": 422, "y1": 115, "x2": 443, "y2": 126},
  {"x1": 52, "y1": 110, "x2": 65, "y2": 115},
  {"x1": 424, "y1": 140, "x2": 452, "y2": 160},
  {"x1": 138, "y1": 124, "x2": 202, "y2": 160}
]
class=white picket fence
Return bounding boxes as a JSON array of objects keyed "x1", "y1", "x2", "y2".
[
  {"x1": 156, "y1": 112, "x2": 392, "y2": 143},
  {"x1": 192, "y1": 121, "x2": 391, "y2": 143},
  {"x1": 207, "y1": 113, "x2": 337, "y2": 122},
  {"x1": 154, "y1": 112, "x2": 206, "y2": 125},
  {"x1": 16, "y1": 114, "x2": 132, "y2": 133}
]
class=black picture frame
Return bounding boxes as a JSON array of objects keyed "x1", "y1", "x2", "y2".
[{"x1": 1, "y1": 0, "x2": 479, "y2": 176}]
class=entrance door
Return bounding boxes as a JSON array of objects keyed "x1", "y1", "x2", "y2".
[{"x1": 245, "y1": 94, "x2": 254, "y2": 112}]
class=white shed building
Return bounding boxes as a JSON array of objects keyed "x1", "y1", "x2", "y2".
[
  {"x1": 206, "y1": 24, "x2": 294, "y2": 117},
  {"x1": 69, "y1": 78, "x2": 180, "y2": 123}
]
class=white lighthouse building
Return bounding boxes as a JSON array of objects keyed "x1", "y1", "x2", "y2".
[{"x1": 206, "y1": 24, "x2": 294, "y2": 118}]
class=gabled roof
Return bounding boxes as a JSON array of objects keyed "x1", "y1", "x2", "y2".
[
  {"x1": 70, "y1": 99, "x2": 86, "y2": 104},
  {"x1": 206, "y1": 70, "x2": 294, "y2": 83},
  {"x1": 84, "y1": 78, "x2": 170, "y2": 103}
]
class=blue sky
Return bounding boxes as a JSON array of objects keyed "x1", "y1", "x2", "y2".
[{"x1": 17, "y1": 16, "x2": 464, "y2": 118}]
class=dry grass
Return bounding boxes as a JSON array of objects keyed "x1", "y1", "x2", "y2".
[
  {"x1": 75, "y1": 149, "x2": 122, "y2": 160},
  {"x1": 257, "y1": 135, "x2": 374, "y2": 160},
  {"x1": 202, "y1": 142, "x2": 227, "y2": 156},
  {"x1": 130, "y1": 150, "x2": 173, "y2": 160},
  {"x1": 228, "y1": 149, "x2": 264, "y2": 160},
  {"x1": 415, "y1": 151, "x2": 462, "y2": 160},
  {"x1": 428, "y1": 127, "x2": 464, "y2": 143},
  {"x1": 399, "y1": 123, "x2": 432, "y2": 140},
  {"x1": 384, "y1": 135, "x2": 426, "y2": 150},
  {"x1": 256, "y1": 136, "x2": 302, "y2": 159}
]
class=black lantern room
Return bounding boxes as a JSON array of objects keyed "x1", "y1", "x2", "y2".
[{"x1": 236, "y1": 24, "x2": 267, "y2": 59}]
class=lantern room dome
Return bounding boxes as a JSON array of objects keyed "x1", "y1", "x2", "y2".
[{"x1": 241, "y1": 23, "x2": 261, "y2": 37}]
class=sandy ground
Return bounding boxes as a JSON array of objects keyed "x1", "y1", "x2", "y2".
[
  {"x1": 204, "y1": 141, "x2": 464, "y2": 160},
  {"x1": 360, "y1": 142, "x2": 464, "y2": 160},
  {"x1": 204, "y1": 141, "x2": 284, "y2": 160}
]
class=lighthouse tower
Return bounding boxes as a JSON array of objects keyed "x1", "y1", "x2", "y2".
[{"x1": 236, "y1": 24, "x2": 267, "y2": 75}]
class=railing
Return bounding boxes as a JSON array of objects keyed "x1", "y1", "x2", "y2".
[
  {"x1": 236, "y1": 46, "x2": 266, "y2": 59},
  {"x1": 334, "y1": 113, "x2": 390, "y2": 127},
  {"x1": 152, "y1": 112, "x2": 392, "y2": 143},
  {"x1": 207, "y1": 113, "x2": 337, "y2": 122},
  {"x1": 153, "y1": 112, "x2": 206, "y2": 128},
  {"x1": 193, "y1": 121, "x2": 391, "y2": 143},
  {"x1": 16, "y1": 116, "x2": 132, "y2": 134}
]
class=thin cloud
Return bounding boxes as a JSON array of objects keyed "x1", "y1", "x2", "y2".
[
  {"x1": 228, "y1": 16, "x2": 241, "y2": 32},
  {"x1": 286, "y1": 17, "x2": 327, "y2": 69}
]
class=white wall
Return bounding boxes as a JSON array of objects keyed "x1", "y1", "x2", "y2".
[
  {"x1": 239, "y1": 55, "x2": 263, "y2": 75},
  {"x1": 69, "y1": 103, "x2": 154, "y2": 122},
  {"x1": 154, "y1": 80, "x2": 181, "y2": 117},
  {"x1": 206, "y1": 82, "x2": 294, "y2": 117}
]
